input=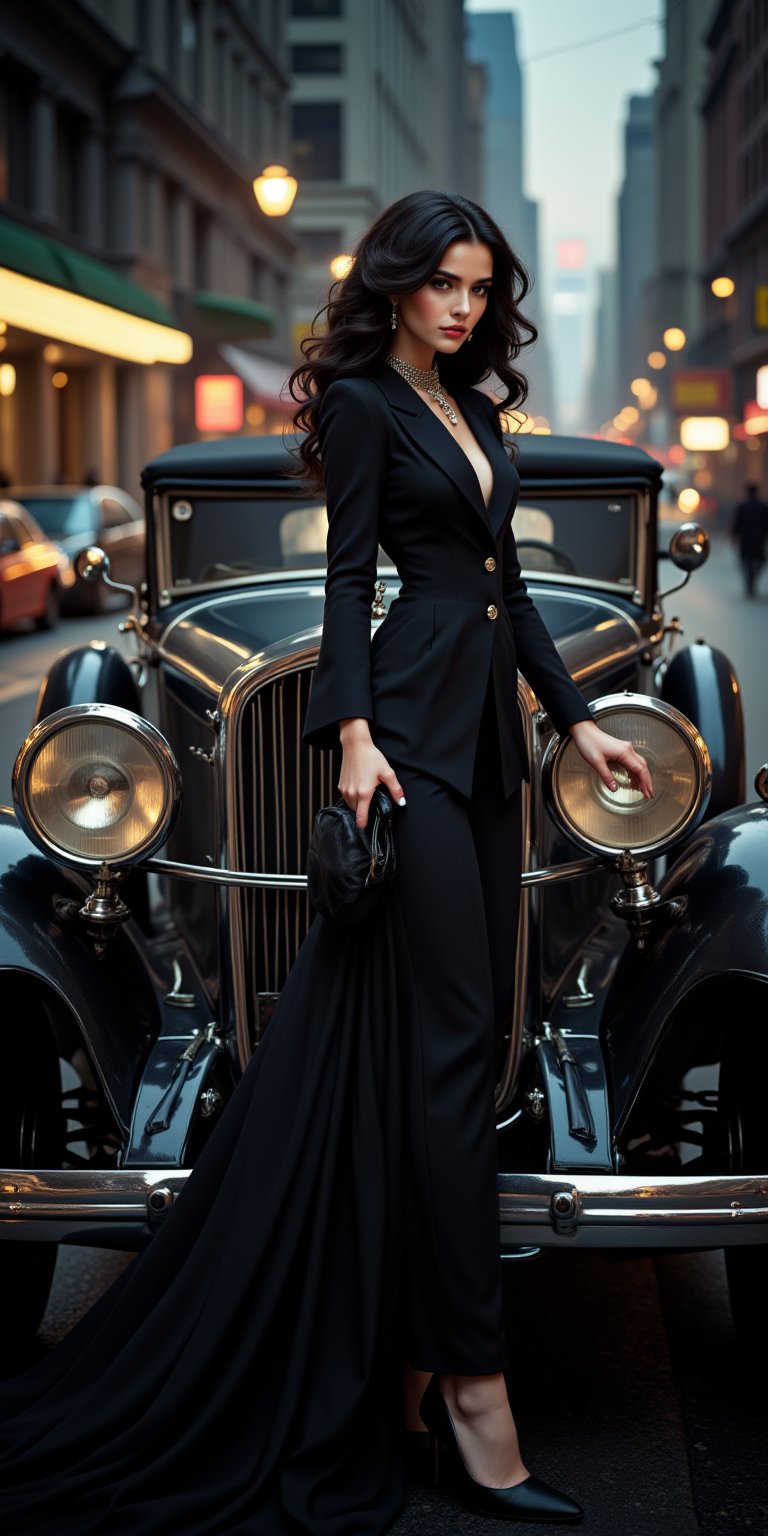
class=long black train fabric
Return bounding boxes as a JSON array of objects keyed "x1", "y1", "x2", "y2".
[{"x1": 0, "y1": 901, "x2": 412, "y2": 1535}]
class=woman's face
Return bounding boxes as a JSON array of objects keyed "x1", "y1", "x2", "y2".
[{"x1": 389, "y1": 240, "x2": 494, "y2": 360}]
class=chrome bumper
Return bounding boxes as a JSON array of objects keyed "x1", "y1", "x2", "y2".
[
  {"x1": 499, "y1": 1172, "x2": 768, "y2": 1248},
  {"x1": 2, "y1": 1169, "x2": 768, "y2": 1249}
]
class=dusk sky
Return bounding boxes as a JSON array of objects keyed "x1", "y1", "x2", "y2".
[{"x1": 465, "y1": 1, "x2": 667, "y2": 345}]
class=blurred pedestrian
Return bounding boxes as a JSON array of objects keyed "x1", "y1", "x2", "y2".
[{"x1": 730, "y1": 481, "x2": 768, "y2": 596}]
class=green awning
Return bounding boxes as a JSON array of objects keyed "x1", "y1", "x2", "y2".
[
  {"x1": 0, "y1": 213, "x2": 178, "y2": 328},
  {"x1": 194, "y1": 290, "x2": 277, "y2": 341}
]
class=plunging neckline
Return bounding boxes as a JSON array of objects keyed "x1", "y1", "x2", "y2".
[{"x1": 420, "y1": 390, "x2": 495, "y2": 512}]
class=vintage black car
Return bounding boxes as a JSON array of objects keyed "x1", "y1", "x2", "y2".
[{"x1": 3, "y1": 423, "x2": 767, "y2": 1352}]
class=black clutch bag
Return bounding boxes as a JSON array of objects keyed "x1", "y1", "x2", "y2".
[{"x1": 306, "y1": 784, "x2": 397, "y2": 925}]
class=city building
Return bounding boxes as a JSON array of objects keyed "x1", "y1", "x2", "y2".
[
  {"x1": 286, "y1": 0, "x2": 470, "y2": 355},
  {"x1": 465, "y1": 10, "x2": 554, "y2": 424},
  {"x1": 698, "y1": 0, "x2": 768, "y2": 495},
  {"x1": 0, "y1": 0, "x2": 296, "y2": 496},
  {"x1": 616, "y1": 94, "x2": 657, "y2": 405}
]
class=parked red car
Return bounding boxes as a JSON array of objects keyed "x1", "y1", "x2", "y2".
[{"x1": 0, "y1": 500, "x2": 74, "y2": 631}]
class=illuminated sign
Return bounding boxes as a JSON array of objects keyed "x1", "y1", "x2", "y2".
[
  {"x1": 671, "y1": 370, "x2": 731, "y2": 413},
  {"x1": 556, "y1": 239, "x2": 586, "y2": 270},
  {"x1": 679, "y1": 416, "x2": 729, "y2": 451},
  {"x1": 195, "y1": 375, "x2": 243, "y2": 433}
]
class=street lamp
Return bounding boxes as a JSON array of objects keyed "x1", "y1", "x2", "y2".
[
  {"x1": 252, "y1": 165, "x2": 298, "y2": 217},
  {"x1": 663, "y1": 327, "x2": 686, "y2": 352}
]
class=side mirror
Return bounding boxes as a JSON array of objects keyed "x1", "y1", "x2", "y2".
[
  {"x1": 668, "y1": 522, "x2": 710, "y2": 572},
  {"x1": 75, "y1": 545, "x2": 111, "y2": 582},
  {"x1": 656, "y1": 522, "x2": 710, "y2": 602},
  {"x1": 74, "y1": 545, "x2": 138, "y2": 605}
]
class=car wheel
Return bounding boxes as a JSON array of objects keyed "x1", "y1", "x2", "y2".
[
  {"x1": 720, "y1": 1035, "x2": 768, "y2": 1353},
  {"x1": 35, "y1": 584, "x2": 61, "y2": 630},
  {"x1": 0, "y1": 1024, "x2": 65, "y2": 1358}
]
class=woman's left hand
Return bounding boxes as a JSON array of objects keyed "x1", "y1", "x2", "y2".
[{"x1": 567, "y1": 719, "x2": 655, "y2": 800}]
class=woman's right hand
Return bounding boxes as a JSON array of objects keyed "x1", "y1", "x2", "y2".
[{"x1": 338, "y1": 719, "x2": 406, "y2": 829}]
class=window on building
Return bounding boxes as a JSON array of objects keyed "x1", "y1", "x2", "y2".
[
  {"x1": 290, "y1": 0, "x2": 342, "y2": 15},
  {"x1": 232, "y1": 53, "x2": 245, "y2": 146},
  {"x1": 295, "y1": 227, "x2": 344, "y2": 264},
  {"x1": 291, "y1": 102, "x2": 341, "y2": 180},
  {"x1": 57, "y1": 104, "x2": 86, "y2": 237},
  {"x1": 215, "y1": 28, "x2": 230, "y2": 134},
  {"x1": 247, "y1": 73, "x2": 261, "y2": 157},
  {"x1": 166, "y1": 0, "x2": 179, "y2": 72},
  {"x1": 250, "y1": 254, "x2": 266, "y2": 301},
  {"x1": 0, "y1": 69, "x2": 34, "y2": 209},
  {"x1": 194, "y1": 205, "x2": 212, "y2": 288},
  {"x1": 291, "y1": 44, "x2": 343, "y2": 74},
  {"x1": 181, "y1": 0, "x2": 202, "y2": 100}
]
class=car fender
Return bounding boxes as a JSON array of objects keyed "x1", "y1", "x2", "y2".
[
  {"x1": 602, "y1": 801, "x2": 768, "y2": 1135},
  {"x1": 0, "y1": 809, "x2": 158, "y2": 1135},
  {"x1": 33, "y1": 642, "x2": 141, "y2": 725},
  {"x1": 660, "y1": 640, "x2": 745, "y2": 815}
]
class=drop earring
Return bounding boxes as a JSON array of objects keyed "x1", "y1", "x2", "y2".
[
  {"x1": 391, "y1": 303, "x2": 398, "y2": 331},
  {"x1": 467, "y1": 331, "x2": 473, "y2": 340}
]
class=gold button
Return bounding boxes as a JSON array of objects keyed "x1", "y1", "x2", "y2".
[
  {"x1": 484, "y1": 556, "x2": 497, "y2": 572},
  {"x1": 486, "y1": 603, "x2": 498, "y2": 620}
]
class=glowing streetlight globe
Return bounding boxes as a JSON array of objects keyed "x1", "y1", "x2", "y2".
[
  {"x1": 711, "y1": 276, "x2": 735, "y2": 298},
  {"x1": 663, "y1": 327, "x2": 686, "y2": 351},
  {"x1": 253, "y1": 165, "x2": 298, "y2": 217}
]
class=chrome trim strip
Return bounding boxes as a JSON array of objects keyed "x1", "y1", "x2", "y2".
[
  {"x1": 3, "y1": 1169, "x2": 766, "y2": 1248},
  {"x1": 143, "y1": 852, "x2": 601, "y2": 891}
]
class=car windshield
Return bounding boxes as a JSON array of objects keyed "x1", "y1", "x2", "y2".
[
  {"x1": 165, "y1": 491, "x2": 637, "y2": 592},
  {"x1": 16, "y1": 495, "x2": 94, "y2": 538}
]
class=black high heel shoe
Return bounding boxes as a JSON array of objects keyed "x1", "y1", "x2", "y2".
[{"x1": 418, "y1": 1374, "x2": 583, "y2": 1524}]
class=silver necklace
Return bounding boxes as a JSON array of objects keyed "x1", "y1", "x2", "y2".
[{"x1": 386, "y1": 353, "x2": 458, "y2": 425}]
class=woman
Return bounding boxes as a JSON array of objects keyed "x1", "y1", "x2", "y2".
[
  {"x1": 0, "y1": 190, "x2": 652, "y2": 1535},
  {"x1": 293, "y1": 189, "x2": 653, "y2": 1523}
]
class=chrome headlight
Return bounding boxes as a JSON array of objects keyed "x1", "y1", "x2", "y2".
[
  {"x1": 542, "y1": 693, "x2": 712, "y2": 860},
  {"x1": 12, "y1": 704, "x2": 181, "y2": 869}
]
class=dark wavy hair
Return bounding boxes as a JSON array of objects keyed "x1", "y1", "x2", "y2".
[{"x1": 284, "y1": 188, "x2": 537, "y2": 491}]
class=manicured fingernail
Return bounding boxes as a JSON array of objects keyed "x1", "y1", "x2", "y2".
[
  {"x1": 398, "y1": 796, "x2": 406, "y2": 806},
  {"x1": 609, "y1": 780, "x2": 618, "y2": 792}
]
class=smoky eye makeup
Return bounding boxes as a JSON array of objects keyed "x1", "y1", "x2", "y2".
[{"x1": 430, "y1": 276, "x2": 492, "y2": 294}]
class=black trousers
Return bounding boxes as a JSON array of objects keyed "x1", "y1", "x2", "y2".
[{"x1": 388, "y1": 675, "x2": 523, "y2": 1374}]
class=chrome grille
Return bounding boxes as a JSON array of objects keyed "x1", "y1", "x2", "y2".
[
  {"x1": 227, "y1": 657, "x2": 536, "y2": 1109},
  {"x1": 231, "y1": 665, "x2": 341, "y2": 1049}
]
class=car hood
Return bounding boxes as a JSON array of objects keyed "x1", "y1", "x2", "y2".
[{"x1": 155, "y1": 582, "x2": 643, "y2": 701}]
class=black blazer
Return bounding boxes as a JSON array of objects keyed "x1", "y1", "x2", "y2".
[{"x1": 301, "y1": 365, "x2": 592, "y2": 798}]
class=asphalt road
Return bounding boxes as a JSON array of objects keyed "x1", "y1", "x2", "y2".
[
  {"x1": 3, "y1": 536, "x2": 768, "y2": 1533},
  {"x1": 0, "y1": 605, "x2": 134, "y2": 802}
]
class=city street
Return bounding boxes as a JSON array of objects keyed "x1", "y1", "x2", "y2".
[
  {"x1": 0, "y1": 0, "x2": 765, "y2": 1530},
  {"x1": 2, "y1": 530, "x2": 766, "y2": 1535}
]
